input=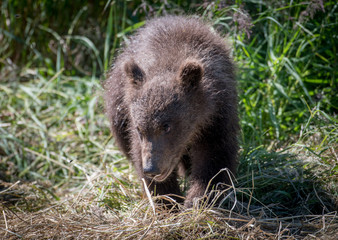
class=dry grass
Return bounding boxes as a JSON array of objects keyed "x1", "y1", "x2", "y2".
[{"x1": 1, "y1": 168, "x2": 337, "y2": 240}]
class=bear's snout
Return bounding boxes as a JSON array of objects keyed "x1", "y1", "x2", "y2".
[{"x1": 143, "y1": 160, "x2": 160, "y2": 177}]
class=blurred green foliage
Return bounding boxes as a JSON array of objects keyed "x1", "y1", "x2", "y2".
[{"x1": 1, "y1": 0, "x2": 336, "y2": 144}]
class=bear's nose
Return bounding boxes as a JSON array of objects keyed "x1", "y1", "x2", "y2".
[{"x1": 143, "y1": 164, "x2": 160, "y2": 177}]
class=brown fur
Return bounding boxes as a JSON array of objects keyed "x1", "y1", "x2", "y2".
[{"x1": 103, "y1": 16, "x2": 239, "y2": 207}]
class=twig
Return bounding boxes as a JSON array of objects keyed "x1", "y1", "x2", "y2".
[
  {"x1": 0, "y1": 181, "x2": 21, "y2": 194},
  {"x1": 139, "y1": 178, "x2": 156, "y2": 240},
  {"x1": 0, "y1": 227, "x2": 22, "y2": 238}
]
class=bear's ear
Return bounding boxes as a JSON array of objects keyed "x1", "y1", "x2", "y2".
[
  {"x1": 124, "y1": 60, "x2": 145, "y2": 87},
  {"x1": 178, "y1": 60, "x2": 204, "y2": 89}
]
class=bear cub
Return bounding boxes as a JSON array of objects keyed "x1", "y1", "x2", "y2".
[{"x1": 104, "y1": 16, "x2": 239, "y2": 207}]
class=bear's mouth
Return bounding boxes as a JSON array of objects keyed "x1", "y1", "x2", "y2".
[
  {"x1": 153, "y1": 164, "x2": 176, "y2": 182},
  {"x1": 152, "y1": 154, "x2": 182, "y2": 182}
]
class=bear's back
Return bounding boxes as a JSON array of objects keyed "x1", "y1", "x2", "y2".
[{"x1": 122, "y1": 16, "x2": 233, "y2": 82}]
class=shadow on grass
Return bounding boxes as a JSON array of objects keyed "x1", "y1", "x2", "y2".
[{"x1": 230, "y1": 148, "x2": 337, "y2": 218}]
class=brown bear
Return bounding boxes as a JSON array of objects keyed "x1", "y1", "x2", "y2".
[{"x1": 103, "y1": 15, "x2": 239, "y2": 207}]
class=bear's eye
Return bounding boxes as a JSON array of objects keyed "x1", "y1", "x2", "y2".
[{"x1": 162, "y1": 124, "x2": 171, "y2": 134}]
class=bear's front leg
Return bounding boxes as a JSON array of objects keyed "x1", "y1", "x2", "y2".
[
  {"x1": 184, "y1": 178, "x2": 209, "y2": 207},
  {"x1": 185, "y1": 165, "x2": 232, "y2": 208},
  {"x1": 185, "y1": 138, "x2": 237, "y2": 208}
]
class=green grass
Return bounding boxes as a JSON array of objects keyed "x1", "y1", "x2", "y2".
[{"x1": 0, "y1": 0, "x2": 337, "y2": 239}]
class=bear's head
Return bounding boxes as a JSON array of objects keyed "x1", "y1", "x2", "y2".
[{"x1": 124, "y1": 59, "x2": 211, "y2": 182}]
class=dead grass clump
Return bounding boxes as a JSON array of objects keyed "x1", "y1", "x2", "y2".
[{"x1": 1, "y1": 179, "x2": 337, "y2": 240}]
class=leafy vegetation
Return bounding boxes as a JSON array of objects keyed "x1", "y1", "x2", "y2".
[{"x1": 0, "y1": 0, "x2": 337, "y2": 239}]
